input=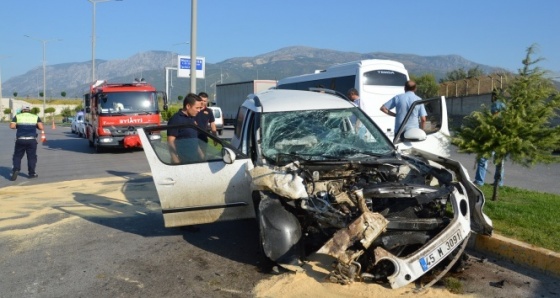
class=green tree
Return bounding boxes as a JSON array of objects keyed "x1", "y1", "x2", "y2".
[
  {"x1": 61, "y1": 91, "x2": 67, "y2": 97},
  {"x1": 39, "y1": 92, "x2": 44, "y2": 97},
  {"x1": 31, "y1": 107, "x2": 40, "y2": 115},
  {"x1": 440, "y1": 66, "x2": 486, "y2": 83},
  {"x1": 411, "y1": 74, "x2": 439, "y2": 98},
  {"x1": 440, "y1": 68, "x2": 467, "y2": 82},
  {"x1": 13, "y1": 92, "x2": 17, "y2": 97},
  {"x1": 467, "y1": 66, "x2": 484, "y2": 78},
  {"x1": 61, "y1": 107, "x2": 72, "y2": 118},
  {"x1": 3, "y1": 108, "x2": 11, "y2": 121},
  {"x1": 177, "y1": 95, "x2": 184, "y2": 101},
  {"x1": 74, "y1": 103, "x2": 84, "y2": 113},
  {"x1": 452, "y1": 45, "x2": 560, "y2": 200},
  {"x1": 162, "y1": 106, "x2": 180, "y2": 121},
  {"x1": 45, "y1": 107, "x2": 56, "y2": 122}
]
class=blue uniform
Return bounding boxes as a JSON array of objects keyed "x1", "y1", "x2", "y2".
[
  {"x1": 383, "y1": 91, "x2": 427, "y2": 133},
  {"x1": 167, "y1": 110, "x2": 198, "y2": 139},
  {"x1": 11, "y1": 112, "x2": 42, "y2": 179},
  {"x1": 195, "y1": 107, "x2": 216, "y2": 141},
  {"x1": 167, "y1": 110, "x2": 200, "y2": 163}
]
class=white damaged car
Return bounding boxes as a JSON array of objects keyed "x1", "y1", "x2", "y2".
[{"x1": 138, "y1": 89, "x2": 492, "y2": 290}]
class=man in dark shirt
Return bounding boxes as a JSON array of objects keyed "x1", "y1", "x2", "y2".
[
  {"x1": 195, "y1": 92, "x2": 217, "y2": 157},
  {"x1": 167, "y1": 93, "x2": 203, "y2": 164},
  {"x1": 195, "y1": 92, "x2": 217, "y2": 137},
  {"x1": 10, "y1": 106, "x2": 44, "y2": 181}
]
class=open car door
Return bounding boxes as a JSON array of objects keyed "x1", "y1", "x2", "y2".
[
  {"x1": 393, "y1": 96, "x2": 451, "y2": 157},
  {"x1": 138, "y1": 124, "x2": 254, "y2": 228}
]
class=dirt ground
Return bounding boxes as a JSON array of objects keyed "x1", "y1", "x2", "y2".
[{"x1": 252, "y1": 254, "x2": 468, "y2": 297}]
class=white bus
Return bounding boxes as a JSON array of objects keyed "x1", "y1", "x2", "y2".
[
  {"x1": 277, "y1": 59, "x2": 410, "y2": 136},
  {"x1": 277, "y1": 59, "x2": 451, "y2": 157}
]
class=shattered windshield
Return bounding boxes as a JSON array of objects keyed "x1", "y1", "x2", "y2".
[
  {"x1": 261, "y1": 107, "x2": 394, "y2": 162},
  {"x1": 98, "y1": 91, "x2": 158, "y2": 114}
]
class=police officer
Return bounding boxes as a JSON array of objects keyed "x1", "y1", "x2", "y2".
[{"x1": 10, "y1": 106, "x2": 44, "y2": 181}]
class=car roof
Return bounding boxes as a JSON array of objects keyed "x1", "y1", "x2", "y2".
[{"x1": 243, "y1": 89, "x2": 354, "y2": 113}]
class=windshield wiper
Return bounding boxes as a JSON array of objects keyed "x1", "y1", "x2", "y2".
[
  {"x1": 275, "y1": 152, "x2": 311, "y2": 163},
  {"x1": 337, "y1": 148, "x2": 382, "y2": 157}
]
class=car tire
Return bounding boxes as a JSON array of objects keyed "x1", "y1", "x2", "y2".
[
  {"x1": 252, "y1": 193, "x2": 276, "y2": 273},
  {"x1": 93, "y1": 136, "x2": 104, "y2": 153}
]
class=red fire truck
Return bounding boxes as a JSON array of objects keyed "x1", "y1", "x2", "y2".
[{"x1": 84, "y1": 79, "x2": 168, "y2": 152}]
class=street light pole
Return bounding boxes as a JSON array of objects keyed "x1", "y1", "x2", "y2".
[
  {"x1": 24, "y1": 35, "x2": 61, "y2": 119},
  {"x1": 88, "y1": 0, "x2": 122, "y2": 82},
  {"x1": 190, "y1": 0, "x2": 197, "y2": 93}
]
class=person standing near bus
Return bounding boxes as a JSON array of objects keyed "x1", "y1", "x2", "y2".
[
  {"x1": 380, "y1": 80, "x2": 426, "y2": 133},
  {"x1": 347, "y1": 88, "x2": 361, "y2": 107},
  {"x1": 10, "y1": 106, "x2": 44, "y2": 181}
]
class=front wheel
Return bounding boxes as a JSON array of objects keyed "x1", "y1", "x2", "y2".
[{"x1": 95, "y1": 139, "x2": 104, "y2": 153}]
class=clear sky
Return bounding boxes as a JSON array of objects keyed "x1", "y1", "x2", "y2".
[{"x1": 1, "y1": 0, "x2": 559, "y2": 81}]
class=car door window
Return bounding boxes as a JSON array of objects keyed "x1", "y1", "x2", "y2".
[
  {"x1": 394, "y1": 97, "x2": 445, "y2": 142},
  {"x1": 234, "y1": 107, "x2": 248, "y2": 138},
  {"x1": 144, "y1": 124, "x2": 228, "y2": 165}
]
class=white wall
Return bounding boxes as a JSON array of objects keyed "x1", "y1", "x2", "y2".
[{"x1": 1, "y1": 97, "x2": 78, "y2": 121}]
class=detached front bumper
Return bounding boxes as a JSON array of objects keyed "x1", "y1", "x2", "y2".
[{"x1": 375, "y1": 186, "x2": 471, "y2": 289}]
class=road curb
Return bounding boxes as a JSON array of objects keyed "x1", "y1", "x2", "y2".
[{"x1": 469, "y1": 233, "x2": 560, "y2": 277}]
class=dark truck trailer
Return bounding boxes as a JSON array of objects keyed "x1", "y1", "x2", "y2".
[{"x1": 216, "y1": 80, "x2": 277, "y2": 125}]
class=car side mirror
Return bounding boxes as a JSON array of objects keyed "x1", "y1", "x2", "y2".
[
  {"x1": 403, "y1": 127, "x2": 427, "y2": 141},
  {"x1": 222, "y1": 147, "x2": 236, "y2": 164}
]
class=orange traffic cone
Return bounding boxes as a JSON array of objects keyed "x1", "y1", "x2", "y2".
[{"x1": 41, "y1": 131, "x2": 47, "y2": 143}]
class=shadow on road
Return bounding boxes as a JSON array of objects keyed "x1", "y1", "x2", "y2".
[
  {"x1": 44, "y1": 133, "x2": 145, "y2": 154},
  {"x1": 52, "y1": 173, "x2": 260, "y2": 267}
]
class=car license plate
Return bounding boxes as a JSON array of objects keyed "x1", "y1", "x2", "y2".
[{"x1": 419, "y1": 230, "x2": 462, "y2": 272}]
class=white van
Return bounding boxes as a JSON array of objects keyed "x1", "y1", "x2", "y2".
[
  {"x1": 208, "y1": 107, "x2": 224, "y2": 136},
  {"x1": 208, "y1": 106, "x2": 224, "y2": 135}
]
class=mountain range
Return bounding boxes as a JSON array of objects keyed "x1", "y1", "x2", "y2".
[{"x1": 3, "y1": 46, "x2": 506, "y2": 101}]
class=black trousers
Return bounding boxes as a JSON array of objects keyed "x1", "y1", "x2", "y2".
[{"x1": 12, "y1": 139, "x2": 38, "y2": 174}]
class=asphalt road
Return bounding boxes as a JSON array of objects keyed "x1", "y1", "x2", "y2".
[
  {"x1": 0, "y1": 123, "x2": 151, "y2": 188},
  {"x1": 1, "y1": 123, "x2": 559, "y2": 297}
]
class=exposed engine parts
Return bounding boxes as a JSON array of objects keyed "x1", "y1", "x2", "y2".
[{"x1": 251, "y1": 155, "x2": 472, "y2": 288}]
